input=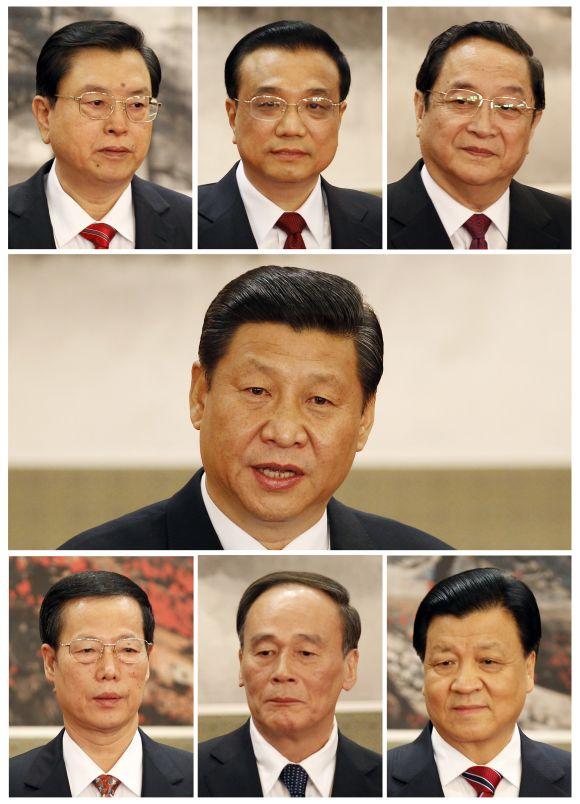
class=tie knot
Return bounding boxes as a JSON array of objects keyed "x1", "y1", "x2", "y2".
[
  {"x1": 463, "y1": 213, "x2": 491, "y2": 239},
  {"x1": 462, "y1": 765, "x2": 503, "y2": 797},
  {"x1": 92, "y1": 774, "x2": 121, "y2": 797},
  {"x1": 280, "y1": 763, "x2": 309, "y2": 797},
  {"x1": 80, "y1": 222, "x2": 117, "y2": 250},
  {"x1": 276, "y1": 212, "x2": 307, "y2": 236}
]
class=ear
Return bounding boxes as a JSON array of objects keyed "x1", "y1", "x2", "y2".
[
  {"x1": 414, "y1": 90, "x2": 426, "y2": 137},
  {"x1": 41, "y1": 643, "x2": 57, "y2": 684},
  {"x1": 525, "y1": 651, "x2": 536, "y2": 694},
  {"x1": 190, "y1": 363, "x2": 208, "y2": 430},
  {"x1": 341, "y1": 649, "x2": 359, "y2": 691},
  {"x1": 225, "y1": 97, "x2": 238, "y2": 143},
  {"x1": 32, "y1": 96, "x2": 53, "y2": 144},
  {"x1": 527, "y1": 110, "x2": 543, "y2": 152},
  {"x1": 356, "y1": 395, "x2": 375, "y2": 452},
  {"x1": 338, "y1": 101, "x2": 347, "y2": 127},
  {"x1": 238, "y1": 647, "x2": 245, "y2": 687}
]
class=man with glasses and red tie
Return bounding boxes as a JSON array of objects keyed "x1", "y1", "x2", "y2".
[
  {"x1": 198, "y1": 20, "x2": 382, "y2": 249},
  {"x1": 9, "y1": 20, "x2": 192, "y2": 249},
  {"x1": 387, "y1": 21, "x2": 571, "y2": 249}
]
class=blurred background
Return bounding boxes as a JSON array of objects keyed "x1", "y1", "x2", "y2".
[
  {"x1": 198, "y1": 555, "x2": 382, "y2": 753},
  {"x1": 387, "y1": 6, "x2": 571, "y2": 196},
  {"x1": 9, "y1": 556, "x2": 193, "y2": 756},
  {"x1": 8, "y1": 253, "x2": 570, "y2": 549},
  {"x1": 198, "y1": 7, "x2": 381, "y2": 195},
  {"x1": 9, "y1": 6, "x2": 192, "y2": 194},
  {"x1": 387, "y1": 555, "x2": 571, "y2": 752}
]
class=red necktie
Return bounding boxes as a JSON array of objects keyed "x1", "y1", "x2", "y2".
[
  {"x1": 276, "y1": 212, "x2": 307, "y2": 249},
  {"x1": 462, "y1": 766, "x2": 503, "y2": 797},
  {"x1": 463, "y1": 214, "x2": 491, "y2": 250},
  {"x1": 92, "y1": 774, "x2": 121, "y2": 796},
  {"x1": 80, "y1": 223, "x2": 117, "y2": 250}
]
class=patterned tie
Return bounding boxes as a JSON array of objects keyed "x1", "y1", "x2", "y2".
[
  {"x1": 276, "y1": 212, "x2": 307, "y2": 249},
  {"x1": 280, "y1": 763, "x2": 309, "y2": 797},
  {"x1": 80, "y1": 222, "x2": 117, "y2": 250},
  {"x1": 462, "y1": 766, "x2": 503, "y2": 797},
  {"x1": 463, "y1": 214, "x2": 492, "y2": 250},
  {"x1": 92, "y1": 774, "x2": 121, "y2": 796}
]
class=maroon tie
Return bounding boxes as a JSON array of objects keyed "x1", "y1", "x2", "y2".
[
  {"x1": 463, "y1": 214, "x2": 491, "y2": 250},
  {"x1": 462, "y1": 766, "x2": 503, "y2": 797},
  {"x1": 92, "y1": 774, "x2": 121, "y2": 796},
  {"x1": 80, "y1": 222, "x2": 117, "y2": 250},
  {"x1": 276, "y1": 212, "x2": 307, "y2": 249}
]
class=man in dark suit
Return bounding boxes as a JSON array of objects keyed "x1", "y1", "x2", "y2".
[
  {"x1": 10, "y1": 570, "x2": 193, "y2": 797},
  {"x1": 9, "y1": 20, "x2": 191, "y2": 249},
  {"x1": 62, "y1": 265, "x2": 450, "y2": 550},
  {"x1": 388, "y1": 21, "x2": 571, "y2": 250},
  {"x1": 387, "y1": 568, "x2": 571, "y2": 797},
  {"x1": 198, "y1": 20, "x2": 381, "y2": 249},
  {"x1": 199, "y1": 571, "x2": 382, "y2": 796}
]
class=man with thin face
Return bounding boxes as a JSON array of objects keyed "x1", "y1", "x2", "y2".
[
  {"x1": 387, "y1": 21, "x2": 570, "y2": 249},
  {"x1": 387, "y1": 568, "x2": 571, "y2": 797},
  {"x1": 9, "y1": 19, "x2": 192, "y2": 249},
  {"x1": 198, "y1": 571, "x2": 382, "y2": 797},
  {"x1": 9, "y1": 570, "x2": 193, "y2": 797},
  {"x1": 198, "y1": 20, "x2": 382, "y2": 249},
  {"x1": 62, "y1": 265, "x2": 450, "y2": 550}
]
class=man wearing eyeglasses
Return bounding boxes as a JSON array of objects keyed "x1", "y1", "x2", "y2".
[
  {"x1": 198, "y1": 20, "x2": 382, "y2": 249},
  {"x1": 387, "y1": 21, "x2": 571, "y2": 249},
  {"x1": 9, "y1": 570, "x2": 193, "y2": 797},
  {"x1": 9, "y1": 20, "x2": 192, "y2": 249}
]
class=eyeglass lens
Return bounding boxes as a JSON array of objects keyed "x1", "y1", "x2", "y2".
[
  {"x1": 442, "y1": 89, "x2": 528, "y2": 118},
  {"x1": 249, "y1": 95, "x2": 336, "y2": 121},
  {"x1": 79, "y1": 92, "x2": 157, "y2": 122},
  {"x1": 68, "y1": 637, "x2": 148, "y2": 663}
]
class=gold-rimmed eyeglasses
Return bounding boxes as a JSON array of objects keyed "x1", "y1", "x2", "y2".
[
  {"x1": 54, "y1": 91, "x2": 161, "y2": 122},
  {"x1": 426, "y1": 89, "x2": 537, "y2": 120},
  {"x1": 234, "y1": 95, "x2": 342, "y2": 122},
  {"x1": 59, "y1": 637, "x2": 153, "y2": 664}
]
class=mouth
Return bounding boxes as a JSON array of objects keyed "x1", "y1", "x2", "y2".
[
  {"x1": 251, "y1": 464, "x2": 305, "y2": 491},
  {"x1": 462, "y1": 146, "x2": 496, "y2": 158},
  {"x1": 270, "y1": 149, "x2": 308, "y2": 161},
  {"x1": 93, "y1": 693, "x2": 123, "y2": 706},
  {"x1": 452, "y1": 704, "x2": 488, "y2": 713},
  {"x1": 268, "y1": 697, "x2": 304, "y2": 705},
  {"x1": 98, "y1": 147, "x2": 133, "y2": 159}
]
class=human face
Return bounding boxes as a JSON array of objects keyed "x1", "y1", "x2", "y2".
[
  {"x1": 239, "y1": 584, "x2": 358, "y2": 760},
  {"x1": 32, "y1": 48, "x2": 153, "y2": 195},
  {"x1": 226, "y1": 47, "x2": 346, "y2": 198},
  {"x1": 423, "y1": 606, "x2": 535, "y2": 764},
  {"x1": 415, "y1": 37, "x2": 542, "y2": 208},
  {"x1": 190, "y1": 323, "x2": 375, "y2": 546},
  {"x1": 41, "y1": 596, "x2": 151, "y2": 740}
]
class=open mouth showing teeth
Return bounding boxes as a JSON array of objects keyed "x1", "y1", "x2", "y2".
[{"x1": 256, "y1": 467, "x2": 299, "y2": 479}]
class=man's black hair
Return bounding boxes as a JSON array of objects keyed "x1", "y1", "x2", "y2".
[
  {"x1": 198, "y1": 265, "x2": 383, "y2": 407},
  {"x1": 237, "y1": 571, "x2": 361, "y2": 655},
  {"x1": 225, "y1": 20, "x2": 351, "y2": 101},
  {"x1": 416, "y1": 21, "x2": 545, "y2": 111},
  {"x1": 39, "y1": 570, "x2": 155, "y2": 648},
  {"x1": 36, "y1": 20, "x2": 162, "y2": 103},
  {"x1": 412, "y1": 567, "x2": 542, "y2": 660}
]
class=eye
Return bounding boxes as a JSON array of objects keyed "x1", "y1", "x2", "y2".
[
  {"x1": 245, "y1": 387, "x2": 267, "y2": 396},
  {"x1": 480, "y1": 658, "x2": 498, "y2": 666},
  {"x1": 310, "y1": 395, "x2": 331, "y2": 406},
  {"x1": 256, "y1": 649, "x2": 275, "y2": 657},
  {"x1": 299, "y1": 650, "x2": 316, "y2": 657}
]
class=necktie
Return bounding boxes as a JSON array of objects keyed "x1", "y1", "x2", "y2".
[
  {"x1": 92, "y1": 774, "x2": 121, "y2": 796},
  {"x1": 462, "y1": 765, "x2": 503, "y2": 797},
  {"x1": 80, "y1": 222, "x2": 117, "y2": 250},
  {"x1": 276, "y1": 212, "x2": 307, "y2": 249},
  {"x1": 280, "y1": 763, "x2": 309, "y2": 797},
  {"x1": 463, "y1": 214, "x2": 492, "y2": 250}
]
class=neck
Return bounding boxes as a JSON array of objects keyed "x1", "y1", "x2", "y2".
[
  {"x1": 243, "y1": 166, "x2": 318, "y2": 211},
  {"x1": 255, "y1": 719, "x2": 333, "y2": 764},
  {"x1": 63, "y1": 716, "x2": 138, "y2": 772},
  {"x1": 55, "y1": 162, "x2": 129, "y2": 220},
  {"x1": 423, "y1": 160, "x2": 509, "y2": 212}
]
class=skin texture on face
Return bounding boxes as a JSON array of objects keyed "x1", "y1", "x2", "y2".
[
  {"x1": 190, "y1": 322, "x2": 375, "y2": 548},
  {"x1": 32, "y1": 48, "x2": 153, "y2": 210},
  {"x1": 415, "y1": 37, "x2": 542, "y2": 210},
  {"x1": 225, "y1": 47, "x2": 346, "y2": 210},
  {"x1": 422, "y1": 606, "x2": 535, "y2": 765},
  {"x1": 239, "y1": 584, "x2": 358, "y2": 762}
]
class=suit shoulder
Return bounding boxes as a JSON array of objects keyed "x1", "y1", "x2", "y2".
[
  {"x1": 10, "y1": 743, "x2": 47, "y2": 795},
  {"x1": 198, "y1": 730, "x2": 232, "y2": 764},
  {"x1": 349, "y1": 506, "x2": 452, "y2": 549},
  {"x1": 340, "y1": 733, "x2": 382, "y2": 765},
  {"x1": 520, "y1": 183, "x2": 571, "y2": 213},
  {"x1": 60, "y1": 497, "x2": 170, "y2": 549},
  {"x1": 139, "y1": 179, "x2": 192, "y2": 210}
]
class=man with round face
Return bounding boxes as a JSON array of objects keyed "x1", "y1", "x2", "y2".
[
  {"x1": 198, "y1": 571, "x2": 382, "y2": 797},
  {"x1": 61, "y1": 265, "x2": 450, "y2": 551},
  {"x1": 387, "y1": 21, "x2": 570, "y2": 249},
  {"x1": 387, "y1": 568, "x2": 571, "y2": 797},
  {"x1": 9, "y1": 570, "x2": 193, "y2": 797},
  {"x1": 9, "y1": 19, "x2": 192, "y2": 249},
  {"x1": 198, "y1": 20, "x2": 382, "y2": 249}
]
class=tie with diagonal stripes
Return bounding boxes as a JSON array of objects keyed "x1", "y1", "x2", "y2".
[
  {"x1": 92, "y1": 774, "x2": 121, "y2": 796},
  {"x1": 80, "y1": 222, "x2": 117, "y2": 249},
  {"x1": 462, "y1": 765, "x2": 503, "y2": 797}
]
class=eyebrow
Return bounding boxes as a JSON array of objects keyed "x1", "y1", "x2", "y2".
[
  {"x1": 76, "y1": 84, "x2": 151, "y2": 96},
  {"x1": 240, "y1": 357, "x2": 344, "y2": 388},
  {"x1": 447, "y1": 80, "x2": 527, "y2": 97},
  {"x1": 429, "y1": 640, "x2": 507, "y2": 654},
  {"x1": 252, "y1": 85, "x2": 332, "y2": 97},
  {"x1": 249, "y1": 632, "x2": 325, "y2": 647}
]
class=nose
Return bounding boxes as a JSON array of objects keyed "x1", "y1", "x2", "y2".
[
  {"x1": 449, "y1": 662, "x2": 484, "y2": 694},
  {"x1": 275, "y1": 103, "x2": 307, "y2": 137},
  {"x1": 465, "y1": 100, "x2": 498, "y2": 136},
  {"x1": 95, "y1": 645, "x2": 121, "y2": 679},
  {"x1": 260, "y1": 397, "x2": 308, "y2": 448},
  {"x1": 271, "y1": 650, "x2": 297, "y2": 683},
  {"x1": 104, "y1": 101, "x2": 129, "y2": 134}
]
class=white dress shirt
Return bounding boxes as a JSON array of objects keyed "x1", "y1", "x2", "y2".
[
  {"x1": 200, "y1": 473, "x2": 329, "y2": 550},
  {"x1": 432, "y1": 725, "x2": 521, "y2": 797},
  {"x1": 250, "y1": 717, "x2": 338, "y2": 797},
  {"x1": 62, "y1": 729, "x2": 142, "y2": 797},
  {"x1": 421, "y1": 164, "x2": 509, "y2": 249},
  {"x1": 236, "y1": 162, "x2": 331, "y2": 248},
  {"x1": 45, "y1": 160, "x2": 135, "y2": 249}
]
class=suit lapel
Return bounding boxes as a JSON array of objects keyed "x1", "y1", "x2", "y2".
[
  {"x1": 518, "y1": 729, "x2": 570, "y2": 797},
  {"x1": 203, "y1": 721, "x2": 263, "y2": 797},
  {"x1": 388, "y1": 724, "x2": 445, "y2": 797},
  {"x1": 140, "y1": 729, "x2": 189, "y2": 796},
  {"x1": 327, "y1": 498, "x2": 377, "y2": 549},
  {"x1": 331, "y1": 733, "x2": 381, "y2": 796},
  {"x1": 388, "y1": 161, "x2": 452, "y2": 249},
  {"x1": 9, "y1": 160, "x2": 57, "y2": 248},
  {"x1": 132, "y1": 176, "x2": 176, "y2": 247},
  {"x1": 507, "y1": 181, "x2": 563, "y2": 249},
  {"x1": 21, "y1": 730, "x2": 72, "y2": 796},
  {"x1": 165, "y1": 469, "x2": 223, "y2": 549},
  {"x1": 198, "y1": 163, "x2": 257, "y2": 247},
  {"x1": 322, "y1": 178, "x2": 380, "y2": 248}
]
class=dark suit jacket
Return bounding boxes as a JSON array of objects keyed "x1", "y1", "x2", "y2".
[
  {"x1": 9, "y1": 160, "x2": 192, "y2": 249},
  {"x1": 198, "y1": 720, "x2": 382, "y2": 797},
  {"x1": 387, "y1": 160, "x2": 571, "y2": 249},
  {"x1": 9, "y1": 728, "x2": 193, "y2": 797},
  {"x1": 198, "y1": 163, "x2": 382, "y2": 249},
  {"x1": 387, "y1": 723, "x2": 571, "y2": 797},
  {"x1": 60, "y1": 468, "x2": 451, "y2": 550}
]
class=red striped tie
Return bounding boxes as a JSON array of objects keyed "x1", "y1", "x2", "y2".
[
  {"x1": 463, "y1": 214, "x2": 491, "y2": 249},
  {"x1": 462, "y1": 765, "x2": 503, "y2": 797},
  {"x1": 80, "y1": 222, "x2": 117, "y2": 249},
  {"x1": 92, "y1": 774, "x2": 121, "y2": 796},
  {"x1": 276, "y1": 212, "x2": 307, "y2": 249}
]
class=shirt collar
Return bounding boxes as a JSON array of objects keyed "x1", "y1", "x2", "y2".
[
  {"x1": 431, "y1": 724, "x2": 521, "y2": 789},
  {"x1": 62, "y1": 728, "x2": 143, "y2": 797},
  {"x1": 200, "y1": 472, "x2": 329, "y2": 550},
  {"x1": 250, "y1": 717, "x2": 338, "y2": 797}
]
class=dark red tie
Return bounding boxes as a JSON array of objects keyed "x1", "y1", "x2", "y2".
[
  {"x1": 92, "y1": 774, "x2": 121, "y2": 796},
  {"x1": 463, "y1": 214, "x2": 491, "y2": 250},
  {"x1": 462, "y1": 766, "x2": 503, "y2": 797},
  {"x1": 80, "y1": 222, "x2": 117, "y2": 250},
  {"x1": 276, "y1": 212, "x2": 307, "y2": 249}
]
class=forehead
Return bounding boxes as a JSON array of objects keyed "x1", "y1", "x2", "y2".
[
  {"x1": 237, "y1": 46, "x2": 341, "y2": 94},
  {"x1": 436, "y1": 36, "x2": 533, "y2": 94},
  {"x1": 58, "y1": 595, "x2": 145, "y2": 638},
  {"x1": 425, "y1": 606, "x2": 523, "y2": 653},
  {"x1": 59, "y1": 47, "x2": 152, "y2": 92},
  {"x1": 245, "y1": 584, "x2": 343, "y2": 635}
]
